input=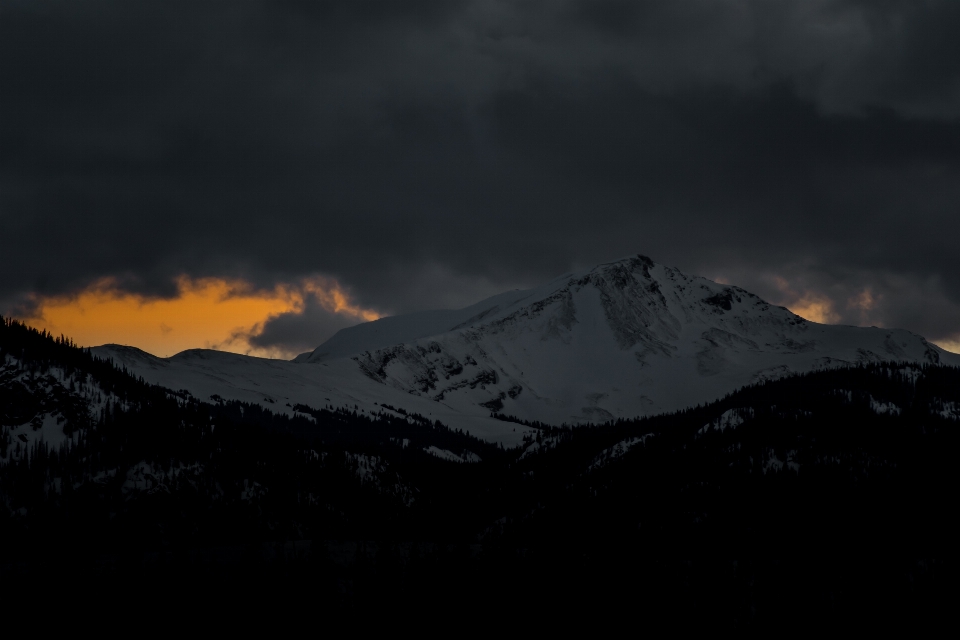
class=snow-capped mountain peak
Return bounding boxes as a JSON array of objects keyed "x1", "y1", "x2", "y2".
[
  {"x1": 93, "y1": 255, "x2": 959, "y2": 437},
  {"x1": 326, "y1": 255, "x2": 954, "y2": 424}
]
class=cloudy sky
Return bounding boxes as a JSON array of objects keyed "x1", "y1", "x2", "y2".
[{"x1": 2, "y1": 0, "x2": 959, "y2": 357}]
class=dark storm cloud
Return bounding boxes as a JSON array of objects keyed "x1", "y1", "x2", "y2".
[
  {"x1": 2, "y1": 0, "x2": 960, "y2": 352},
  {"x1": 246, "y1": 295, "x2": 361, "y2": 357}
]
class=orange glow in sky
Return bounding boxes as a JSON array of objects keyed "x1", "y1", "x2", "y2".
[
  {"x1": 786, "y1": 292, "x2": 842, "y2": 324},
  {"x1": 933, "y1": 338, "x2": 960, "y2": 354},
  {"x1": 771, "y1": 276, "x2": 841, "y2": 324},
  {"x1": 19, "y1": 276, "x2": 380, "y2": 359}
]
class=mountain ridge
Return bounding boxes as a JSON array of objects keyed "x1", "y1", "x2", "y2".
[
  {"x1": 3, "y1": 317, "x2": 958, "y2": 626},
  {"x1": 293, "y1": 287, "x2": 536, "y2": 363},
  {"x1": 92, "y1": 255, "x2": 959, "y2": 436},
  {"x1": 325, "y1": 255, "x2": 956, "y2": 425}
]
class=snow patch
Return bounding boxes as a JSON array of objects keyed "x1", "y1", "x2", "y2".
[
  {"x1": 423, "y1": 446, "x2": 481, "y2": 464},
  {"x1": 763, "y1": 448, "x2": 800, "y2": 474},
  {"x1": 518, "y1": 433, "x2": 565, "y2": 460},
  {"x1": 940, "y1": 401, "x2": 960, "y2": 420},
  {"x1": 697, "y1": 408, "x2": 754, "y2": 436},
  {"x1": 240, "y1": 479, "x2": 267, "y2": 502},
  {"x1": 870, "y1": 397, "x2": 902, "y2": 416},
  {"x1": 588, "y1": 434, "x2": 652, "y2": 470},
  {"x1": 345, "y1": 452, "x2": 388, "y2": 482}
]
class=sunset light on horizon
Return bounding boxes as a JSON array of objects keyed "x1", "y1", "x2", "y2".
[
  {"x1": 14, "y1": 274, "x2": 959, "y2": 358},
  {"x1": 16, "y1": 276, "x2": 380, "y2": 359}
]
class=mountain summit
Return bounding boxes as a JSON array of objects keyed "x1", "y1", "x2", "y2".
[
  {"x1": 307, "y1": 255, "x2": 953, "y2": 423},
  {"x1": 95, "y1": 255, "x2": 958, "y2": 437}
]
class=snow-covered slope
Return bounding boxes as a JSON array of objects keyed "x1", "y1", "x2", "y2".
[
  {"x1": 293, "y1": 288, "x2": 534, "y2": 362},
  {"x1": 92, "y1": 345, "x2": 536, "y2": 447},
  {"x1": 0, "y1": 352, "x2": 112, "y2": 460},
  {"x1": 339, "y1": 255, "x2": 958, "y2": 425},
  {"x1": 94, "y1": 255, "x2": 960, "y2": 440}
]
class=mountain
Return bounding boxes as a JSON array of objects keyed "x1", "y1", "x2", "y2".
[
  {"x1": 0, "y1": 316, "x2": 506, "y2": 548},
  {"x1": 2, "y1": 318, "x2": 957, "y2": 626},
  {"x1": 91, "y1": 344, "x2": 537, "y2": 446},
  {"x1": 93, "y1": 255, "x2": 960, "y2": 435},
  {"x1": 293, "y1": 287, "x2": 534, "y2": 363}
]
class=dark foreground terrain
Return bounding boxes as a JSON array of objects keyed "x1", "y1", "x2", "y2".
[{"x1": 1, "y1": 317, "x2": 955, "y2": 628}]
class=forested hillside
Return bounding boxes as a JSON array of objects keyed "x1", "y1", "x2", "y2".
[{"x1": 1, "y1": 316, "x2": 956, "y2": 628}]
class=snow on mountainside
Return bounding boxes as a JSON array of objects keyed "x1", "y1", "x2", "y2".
[
  {"x1": 294, "y1": 288, "x2": 535, "y2": 363},
  {"x1": 323, "y1": 256, "x2": 957, "y2": 424},
  {"x1": 91, "y1": 345, "x2": 538, "y2": 447},
  {"x1": 93, "y1": 255, "x2": 960, "y2": 440},
  {"x1": 0, "y1": 352, "x2": 115, "y2": 461}
]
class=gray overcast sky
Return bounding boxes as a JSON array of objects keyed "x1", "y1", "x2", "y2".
[{"x1": 2, "y1": 0, "x2": 959, "y2": 354}]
